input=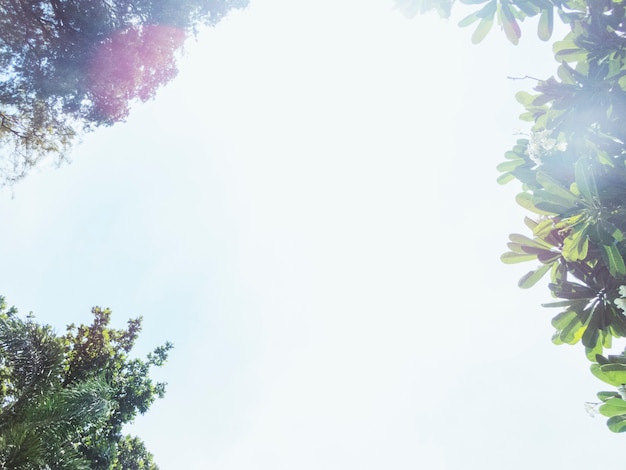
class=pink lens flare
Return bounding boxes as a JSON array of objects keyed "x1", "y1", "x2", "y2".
[{"x1": 88, "y1": 24, "x2": 186, "y2": 122}]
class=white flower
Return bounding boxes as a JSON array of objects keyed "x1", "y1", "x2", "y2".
[
  {"x1": 615, "y1": 286, "x2": 626, "y2": 312},
  {"x1": 584, "y1": 402, "x2": 598, "y2": 417},
  {"x1": 527, "y1": 130, "x2": 566, "y2": 162}
]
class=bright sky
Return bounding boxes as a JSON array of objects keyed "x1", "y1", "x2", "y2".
[{"x1": 0, "y1": 0, "x2": 624, "y2": 468}]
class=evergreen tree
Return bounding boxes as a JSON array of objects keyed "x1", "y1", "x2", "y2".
[{"x1": 0, "y1": 0, "x2": 248, "y2": 185}]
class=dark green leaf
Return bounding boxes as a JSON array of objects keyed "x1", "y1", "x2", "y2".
[
  {"x1": 607, "y1": 414, "x2": 626, "y2": 432},
  {"x1": 601, "y1": 244, "x2": 626, "y2": 278},
  {"x1": 598, "y1": 391, "x2": 621, "y2": 401}
]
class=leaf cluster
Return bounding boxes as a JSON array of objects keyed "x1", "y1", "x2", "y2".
[
  {"x1": 398, "y1": 0, "x2": 626, "y2": 433},
  {"x1": 0, "y1": 0, "x2": 249, "y2": 186},
  {"x1": 0, "y1": 297, "x2": 170, "y2": 468}
]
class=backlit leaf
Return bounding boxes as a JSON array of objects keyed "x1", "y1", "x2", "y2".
[
  {"x1": 599, "y1": 397, "x2": 626, "y2": 417},
  {"x1": 537, "y1": 7, "x2": 553, "y2": 41},
  {"x1": 518, "y1": 263, "x2": 551, "y2": 288},
  {"x1": 472, "y1": 17, "x2": 494, "y2": 44}
]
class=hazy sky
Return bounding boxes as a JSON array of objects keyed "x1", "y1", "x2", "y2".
[{"x1": 0, "y1": 1, "x2": 623, "y2": 468}]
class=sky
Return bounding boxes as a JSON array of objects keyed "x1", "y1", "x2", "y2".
[{"x1": 1, "y1": 0, "x2": 625, "y2": 468}]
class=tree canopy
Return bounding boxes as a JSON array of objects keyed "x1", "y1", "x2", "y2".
[
  {"x1": 0, "y1": 297, "x2": 171, "y2": 468},
  {"x1": 0, "y1": 0, "x2": 248, "y2": 186},
  {"x1": 398, "y1": 0, "x2": 626, "y2": 433}
]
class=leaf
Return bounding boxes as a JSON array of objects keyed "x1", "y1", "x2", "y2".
[
  {"x1": 496, "y1": 160, "x2": 524, "y2": 172},
  {"x1": 503, "y1": 150, "x2": 522, "y2": 160},
  {"x1": 553, "y1": 40, "x2": 586, "y2": 62},
  {"x1": 524, "y1": 216, "x2": 538, "y2": 231},
  {"x1": 500, "y1": 252, "x2": 537, "y2": 264},
  {"x1": 599, "y1": 220, "x2": 624, "y2": 243},
  {"x1": 472, "y1": 17, "x2": 494, "y2": 44},
  {"x1": 532, "y1": 189, "x2": 577, "y2": 214},
  {"x1": 537, "y1": 7, "x2": 553, "y2": 41},
  {"x1": 496, "y1": 173, "x2": 515, "y2": 184},
  {"x1": 551, "y1": 308, "x2": 586, "y2": 344},
  {"x1": 599, "y1": 398, "x2": 626, "y2": 417},
  {"x1": 536, "y1": 171, "x2": 581, "y2": 206},
  {"x1": 600, "y1": 244, "x2": 626, "y2": 278},
  {"x1": 518, "y1": 263, "x2": 551, "y2": 288},
  {"x1": 543, "y1": 300, "x2": 579, "y2": 308},
  {"x1": 574, "y1": 159, "x2": 599, "y2": 204},
  {"x1": 508, "y1": 233, "x2": 553, "y2": 250},
  {"x1": 591, "y1": 363, "x2": 626, "y2": 387},
  {"x1": 562, "y1": 225, "x2": 589, "y2": 262},
  {"x1": 598, "y1": 391, "x2": 621, "y2": 401},
  {"x1": 549, "y1": 281, "x2": 595, "y2": 300},
  {"x1": 458, "y1": 12, "x2": 481, "y2": 27},
  {"x1": 607, "y1": 414, "x2": 626, "y2": 432},
  {"x1": 499, "y1": 2, "x2": 520, "y2": 45},
  {"x1": 515, "y1": 91, "x2": 535, "y2": 106},
  {"x1": 516, "y1": 192, "x2": 554, "y2": 215}
]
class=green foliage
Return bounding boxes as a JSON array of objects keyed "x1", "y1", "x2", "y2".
[
  {"x1": 0, "y1": 297, "x2": 170, "y2": 468},
  {"x1": 0, "y1": 0, "x2": 249, "y2": 186},
  {"x1": 397, "y1": 0, "x2": 626, "y2": 433},
  {"x1": 111, "y1": 435, "x2": 159, "y2": 470}
]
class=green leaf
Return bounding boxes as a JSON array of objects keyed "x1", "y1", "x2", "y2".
[
  {"x1": 536, "y1": 171, "x2": 581, "y2": 206},
  {"x1": 472, "y1": 17, "x2": 494, "y2": 44},
  {"x1": 508, "y1": 233, "x2": 552, "y2": 250},
  {"x1": 601, "y1": 244, "x2": 626, "y2": 278},
  {"x1": 574, "y1": 159, "x2": 599, "y2": 204},
  {"x1": 524, "y1": 216, "x2": 538, "y2": 231},
  {"x1": 518, "y1": 263, "x2": 551, "y2": 288},
  {"x1": 500, "y1": 252, "x2": 537, "y2": 264},
  {"x1": 499, "y1": 2, "x2": 520, "y2": 45},
  {"x1": 496, "y1": 160, "x2": 524, "y2": 172},
  {"x1": 532, "y1": 189, "x2": 577, "y2": 214},
  {"x1": 496, "y1": 172, "x2": 515, "y2": 184},
  {"x1": 504, "y1": 150, "x2": 522, "y2": 160},
  {"x1": 537, "y1": 7, "x2": 553, "y2": 41},
  {"x1": 607, "y1": 414, "x2": 626, "y2": 432},
  {"x1": 598, "y1": 391, "x2": 621, "y2": 401},
  {"x1": 591, "y1": 363, "x2": 626, "y2": 387},
  {"x1": 543, "y1": 300, "x2": 578, "y2": 308},
  {"x1": 553, "y1": 308, "x2": 586, "y2": 344},
  {"x1": 600, "y1": 220, "x2": 624, "y2": 242},
  {"x1": 515, "y1": 91, "x2": 534, "y2": 106},
  {"x1": 599, "y1": 397, "x2": 626, "y2": 417},
  {"x1": 458, "y1": 12, "x2": 481, "y2": 27},
  {"x1": 562, "y1": 225, "x2": 589, "y2": 261},
  {"x1": 549, "y1": 281, "x2": 595, "y2": 300},
  {"x1": 516, "y1": 192, "x2": 555, "y2": 215},
  {"x1": 553, "y1": 40, "x2": 586, "y2": 62}
]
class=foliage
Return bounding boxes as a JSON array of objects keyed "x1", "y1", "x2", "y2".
[
  {"x1": 397, "y1": 0, "x2": 626, "y2": 433},
  {"x1": 0, "y1": 0, "x2": 249, "y2": 186},
  {"x1": 0, "y1": 297, "x2": 170, "y2": 468},
  {"x1": 111, "y1": 435, "x2": 159, "y2": 470}
]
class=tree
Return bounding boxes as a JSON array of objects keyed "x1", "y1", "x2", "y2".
[
  {"x1": 111, "y1": 435, "x2": 159, "y2": 470},
  {"x1": 398, "y1": 0, "x2": 626, "y2": 432},
  {"x1": 0, "y1": 0, "x2": 249, "y2": 186},
  {"x1": 0, "y1": 297, "x2": 171, "y2": 468}
]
